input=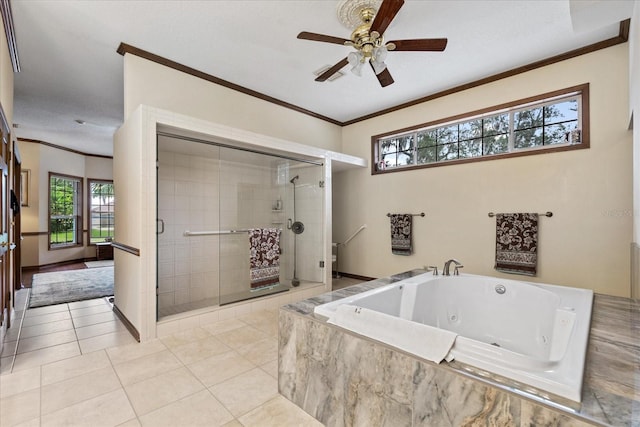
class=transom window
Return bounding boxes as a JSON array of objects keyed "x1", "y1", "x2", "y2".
[
  {"x1": 88, "y1": 179, "x2": 115, "y2": 244},
  {"x1": 49, "y1": 173, "x2": 83, "y2": 249},
  {"x1": 373, "y1": 84, "x2": 588, "y2": 174}
]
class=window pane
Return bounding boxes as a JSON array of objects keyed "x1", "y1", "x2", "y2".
[
  {"x1": 438, "y1": 125, "x2": 458, "y2": 144},
  {"x1": 438, "y1": 142, "x2": 458, "y2": 161},
  {"x1": 417, "y1": 130, "x2": 437, "y2": 148},
  {"x1": 483, "y1": 114, "x2": 508, "y2": 136},
  {"x1": 397, "y1": 151, "x2": 412, "y2": 166},
  {"x1": 382, "y1": 153, "x2": 397, "y2": 167},
  {"x1": 417, "y1": 146, "x2": 436, "y2": 164},
  {"x1": 50, "y1": 175, "x2": 81, "y2": 247},
  {"x1": 545, "y1": 100, "x2": 578, "y2": 125},
  {"x1": 90, "y1": 181, "x2": 115, "y2": 244},
  {"x1": 459, "y1": 119, "x2": 482, "y2": 140},
  {"x1": 397, "y1": 135, "x2": 413, "y2": 152},
  {"x1": 514, "y1": 127, "x2": 543, "y2": 149},
  {"x1": 545, "y1": 122, "x2": 577, "y2": 145},
  {"x1": 514, "y1": 107, "x2": 543, "y2": 130},
  {"x1": 459, "y1": 139, "x2": 483, "y2": 159},
  {"x1": 483, "y1": 135, "x2": 508, "y2": 155},
  {"x1": 380, "y1": 139, "x2": 397, "y2": 154}
]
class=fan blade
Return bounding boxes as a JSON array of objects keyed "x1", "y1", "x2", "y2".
[
  {"x1": 315, "y1": 58, "x2": 349, "y2": 82},
  {"x1": 370, "y1": 62, "x2": 394, "y2": 87},
  {"x1": 370, "y1": 0, "x2": 405, "y2": 36},
  {"x1": 297, "y1": 31, "x2": 351, "y2": 46},
  {"x1": 389, "y1": 38, "x2": 448, "y2": 51}
]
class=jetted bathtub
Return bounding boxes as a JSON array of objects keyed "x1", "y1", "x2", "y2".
[{"x1": 314, "y1": 272, "x2": 593, "y2": 402}]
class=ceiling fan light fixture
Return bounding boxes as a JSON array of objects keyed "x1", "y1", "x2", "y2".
[{"x1": 348, "y1": 51, "x2": 365, "y2": 76}]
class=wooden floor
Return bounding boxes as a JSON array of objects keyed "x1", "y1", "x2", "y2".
[{"x1": 21, "y1": 262, "x2": 87, "y2": 288}]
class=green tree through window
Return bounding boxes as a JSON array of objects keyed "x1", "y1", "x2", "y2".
[{"x1": 49, "y1": 174, "x2": 82, "y2": 248}]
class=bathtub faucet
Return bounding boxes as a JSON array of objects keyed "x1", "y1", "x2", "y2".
[{"x1": 443, "y1": 259, "x2": 463, "y2": 276}]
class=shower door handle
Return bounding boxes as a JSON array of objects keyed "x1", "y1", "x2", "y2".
[
  {"x1": 287, "y1": 219, "x2": 292, "y2": 230},
  {"x1": 157, "y1": 219, "x2": 165, "y2": 235}
]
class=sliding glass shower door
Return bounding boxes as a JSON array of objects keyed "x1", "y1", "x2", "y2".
[{"x1": 156, "y1": 133, "x2": 325, "y2": 319}]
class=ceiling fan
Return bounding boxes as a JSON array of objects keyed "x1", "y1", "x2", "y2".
[{"x1": 297, "y1": 0, "x2": 447, "y2": 87}]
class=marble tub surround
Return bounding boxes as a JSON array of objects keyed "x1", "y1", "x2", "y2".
[{"x1": 278, "y1": 269, "x2": 640, "y2": 426}]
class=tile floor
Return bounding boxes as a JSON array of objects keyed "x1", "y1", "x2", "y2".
[
  {"x1": 0, "y1": 289, "x2": 324, "y2": 426},
  {"x1": 0, "y1": 275, "x2": 367, "y2": 426}
]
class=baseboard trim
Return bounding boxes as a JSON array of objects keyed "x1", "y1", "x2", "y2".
[
  {"x1": 335, "y1": 272, "x2": 377, "y2": 282},
  {"x1": 113, "y1": 304, "x2": 140, "y2": 342},
  {"x1": 632, "y1": 242, "x2": 640, "y2": 299},
  {"x1": 22, "y1": 258, "x2": 95, "y2": 271}
]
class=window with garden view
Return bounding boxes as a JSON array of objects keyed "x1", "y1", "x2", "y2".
[
  {"x1": 372, "y1": 84, "x2": 588, "y2": 174},
  {"x1": 49, "y1": 174, "x2": 83, "y2": 248},
  {"x1": 88, "y1": 179, "x2": 115, "y2": 244}
]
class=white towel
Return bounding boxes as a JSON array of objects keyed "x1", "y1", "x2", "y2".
[{"x1": 328, "y1": 304, "x2": 457, "y2": 364}]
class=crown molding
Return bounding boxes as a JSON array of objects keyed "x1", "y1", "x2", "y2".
[
  {"x1": 18, "y1": 138, "x2": 113, "y2": 159},
  {"x1": 118, "y1": 18, "x2": 630, "y2": 128},
  {"x1": 0, "y1": 0, "x2": 20, "y2": 72}
]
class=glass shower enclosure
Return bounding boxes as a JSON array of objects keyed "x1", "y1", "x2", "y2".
[{"x1": 156, "y1": 133, "x2": 324, "y2": 319}]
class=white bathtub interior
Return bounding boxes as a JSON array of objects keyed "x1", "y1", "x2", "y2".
[
  {"x1": 156, "y1": 133, "x2": 325, "y2": 318},
  {"x1": 315, "y1": 273, "x2": 593, "y2": 402}
]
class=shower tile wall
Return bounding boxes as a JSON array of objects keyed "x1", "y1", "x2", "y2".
[{"x1": 157, "y1": 150, "x2": 221, "y2": 314}]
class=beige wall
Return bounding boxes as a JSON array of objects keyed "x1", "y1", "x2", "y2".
[
  {"x1": 336, "y1": 44, "x2": 633, "y2": 297},
  {"x1": 18, "y1": 140, "x2": 113, "y2": 267},
  {"x1": 123, "y1": 54, "x2": 342, "y2": 153}
]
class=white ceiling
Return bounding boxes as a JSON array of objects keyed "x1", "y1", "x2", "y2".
[{"x1": 10, "y1": 0, "x2": 634, "y2": 157}]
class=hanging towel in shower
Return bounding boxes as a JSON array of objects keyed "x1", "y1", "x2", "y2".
[
  {"x1": 495, "y1": 213, "x2": 538, "y2": 276},
  {"x1": 249, "y1": 228, "x2": 281, "y2": 289},
  {"x1": 390, "y1": 214, "x2": 412, "y2": 256}
]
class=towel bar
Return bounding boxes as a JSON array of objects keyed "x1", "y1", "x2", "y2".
[
  {"x1": 488, "y1": 212, "x2": 553, "y2": 218},
  {"x1": 386, "y1": 212, "x2": 425, "y2": 217}
]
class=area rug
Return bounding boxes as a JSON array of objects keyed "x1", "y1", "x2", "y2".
[
  {"x1": 29, "y1": 267, "x2": 114, "y2": 308},
  {"x1": 85, "y1": 260, "x2": 114, "y2": 268}
]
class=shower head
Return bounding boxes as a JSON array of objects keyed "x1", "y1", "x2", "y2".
[{"x1": 289, "y1": 175, "x2": 299, "y2": 184}]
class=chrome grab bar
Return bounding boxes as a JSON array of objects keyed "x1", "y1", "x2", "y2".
[{"x1": 184, "y1": 229, "x2": 251, "y2": 236}]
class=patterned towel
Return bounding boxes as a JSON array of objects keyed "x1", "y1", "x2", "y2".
[
  {"x1": 495, "y1": 213, "x2": 538, "y2": 276},
  {"x1": 249, "y1": 228, "x2": 281, "y2": 289},
  {"x1": 390, "y1": 214, "x2": 412, "y2": 256}
]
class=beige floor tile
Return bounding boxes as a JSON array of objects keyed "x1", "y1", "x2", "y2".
[
  {"x1": 67, "y1": 298, "x2": 108, "y2": 310},
  {"x1": 215, "y1": 325, "x2": 268, "y2": 350},
  {"x1": 11, "y1": 341, "x2": 81, "y2": 372},
  {"x1": 42, "y1": 349, "x2": 111, "y2": 385},
  {"x1": 18, "y1": 319, "x2": 74, "y2": 339},
  {"x1": 124, "y1": 366, "x2": 205, "y2": 416},
  {"x1": 3, "y1": 325, "x2": 21, "y2": 342},
  {"x1": 160, "y1": 327, "x2": 212, "y2": 349},
  {"x1": 0, "y1": 366, "x2": 40, "y2": 399},
  {"x1": 238, "y1": 395, "x2": 324, "y2": 427},
  {"x1": 70, "y1": 303, "x2": 113, "y2": 318},
  {"x1": 236, "y1": 337, "x2": 278, "y2": 366},
  {"x1": 200, "y1": 318, "x2": 247, "y2": 336},
  {"x1": 0, "y1": 356, "x2": 14, "y2": 374},
  {"x1": 116, "y1": 419, "x2": 142, "y2": 427},
  {"x1": 75, "y1": 319, "x2": 126, "y2": 340},
  {"x1": 41, "y1": 365, "x2": 121, "y2": 415},
  {"x1": 24, "y1": 303, "x2": 69, "y2": 318},
  {"x1": 188, "y1": 350, "x2": 255, "y2": 387},
  {"x1": 0, "y1": 339, "x2": 18, "y2": 358},
  {"x1": 41, "y1": 388, "x2": 136, "y2": 427},
  {"x1": 11, "y1": 417, "x2": 40, "y2": 427},
  {"x1": 113, "y1": 349, "x2": 182, "y2": 386},
  {"x1": 221, "y1": 420, "x2": 243, "y2": 427},
  {"x1": 238, "y1": 310, "x2": 277, "y2": 329},
  {"x1": 71, "y1": 310, "x2": 117, "y2": 328},
  {"x1": 106, "y1": 339, "x2": 167, "y2": 365},
  {"x1": 21, "y1": 310, "x2": 71, "y2": 327},
  {"x1": 260, "y1": 359, "x2": 278, "y2": 379},
  {"x1": 116, "y1": 418, "x2": 142, "y2": 427},
  {"x1": 170, "y1": 335, "x2": 231, "y2": 365},
  {"x1": 17, "y1": 329, "x2": 78, "y2": 354},
  {"x1": 0, "y1": 388, "x2": 40, "y2": 427},
  {"x1": 79, "y1": 329, "x2": 138, "y2": 354},
  {"x1": 138, "y1": 389, "x2": 233, "y2": 427},
  {"x1": 209, "y1": 368, "x2": 278, "y2": 417}
]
